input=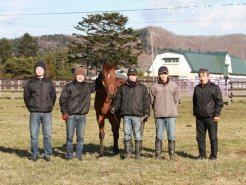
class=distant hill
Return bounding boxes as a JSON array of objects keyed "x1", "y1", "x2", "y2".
[
  {"x1": 10, "y1": 27, "x2": 246, "y2": 70},
  {"x1": 136, "y1": 27, "x2": 246, "y2": 71}
]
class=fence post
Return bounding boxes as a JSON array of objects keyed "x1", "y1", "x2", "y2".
[
  {"x1": 229, "y1": 81, "x2": 233, "y2": 105},
  {"x1": 11, "y1": 81, "x2": 14, "y2": 99}
]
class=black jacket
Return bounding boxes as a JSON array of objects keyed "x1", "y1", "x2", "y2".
[
  {"x1": 59, "y1": 80, "x2": 96, "y2": 115},
  {"x1": 112, "y1": 81, "x2": 150, "y2": 117},
  {"x1": 24, "y1": 77, "x2": 56, "y2": 112},
  {"x1": 193, "y1": 81, "x2": 223, "y2": 118}
]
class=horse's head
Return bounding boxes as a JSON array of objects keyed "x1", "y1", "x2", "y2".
[{"x1": 102, "y1": 64, "x2": 118, "y2": 99}]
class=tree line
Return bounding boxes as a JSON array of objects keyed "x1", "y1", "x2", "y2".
[{"x1": 0, "y1": 12, "x2": 147, "y2": 80}]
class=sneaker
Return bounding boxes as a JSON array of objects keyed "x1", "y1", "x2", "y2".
[
  {"x1": 31, "y1": 156, "x2": 38, "y2": 162},
  {"x1": 44, "y1": 156, "x2": 52, "y2": 162},
  {"x1": 197, "y1": 156, "x2": 206, "y2": 160},
  {"x1": 209, "y1": 156, "x2": 217, "y2": 160},
  {"x1": 77, "y1": 157, "x2": 83, "y2": 161}
]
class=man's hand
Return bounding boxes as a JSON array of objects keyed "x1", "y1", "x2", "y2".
[
  {"x1": 62, "y1": 114, "x2": 69, "y2": 121},
  {"x1": 110, "y1": 107, "x2": 115, "y2": 114},
  {"x1": 214, "y1": 116, "x2": 219, "y2": 123},
  {"x1": 143, "y1": 115, "x2": 149, "y2": 122}
]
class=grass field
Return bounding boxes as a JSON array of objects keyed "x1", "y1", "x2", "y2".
[{"x1": 0, "y1": 97, "x2": 246, "y2": 185}]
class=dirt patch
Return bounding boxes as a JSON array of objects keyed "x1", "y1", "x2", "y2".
[{"x1": 236, "y1": 150, "x2": 246, "y2": 155}]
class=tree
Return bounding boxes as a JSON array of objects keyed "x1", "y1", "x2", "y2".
[
  {"x1": 36, "y1": 49, "x2": 73, "y2": 80},
  {"x1": 0, "y1": 38, "x2": 13, "y2": 64},
  {"x1": 17, "y1": 33, "x2": 38, "y2": 58},
  {"x1": 4, "y1": 58, "x2": 35, "y2": 79},
  {"x1": 69, "y1": 12, "x2": 142, "y2": 68}
]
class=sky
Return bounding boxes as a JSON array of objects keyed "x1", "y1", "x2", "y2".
[{"x1": 0, "y1": 0, "x2": 246, "y2": 39}]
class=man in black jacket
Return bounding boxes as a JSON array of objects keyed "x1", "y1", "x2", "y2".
[
  {"x1": 59, "y1": 67, "x2": 98, "y2": 160},
  {"x1": 110, "y1": 68, "x2": 150, "y2": 159},
  {"x1": 24, "y1": 61, "x2": 56, "y2": 162},
  {"x1": 193, "y1": 68, "x2": 223, "y2": 160}
]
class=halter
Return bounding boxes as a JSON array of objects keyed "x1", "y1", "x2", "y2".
[{"x1": 102, "y1": 77, "x2": 118, "y2": 99}]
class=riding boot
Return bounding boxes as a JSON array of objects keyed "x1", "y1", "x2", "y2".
[
  {"x1": 155, "y1": 140, "x2": 162, "y2": 160},
  {"x1": 209, "y1": 140, "x2": 218, "y2": 160},
  {"x1": 168, "y1": 140, "x2": 175, "y2": 160},
  {"x1": 124, "y1": 140, "x2": 132, "y2": 159},
  {"x1": 135, "y1": 140, "x2": 141, "y2": 159}
]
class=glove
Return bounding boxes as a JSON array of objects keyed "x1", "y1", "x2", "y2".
[
  {"x1": 110, "y1": 107, "x2": 115, "y2": 114},
  {"x1": 143, "y1": 115, "x2": 149, "y2": 122},
  {"x1": 62, "y1": 114, "x2": 69, "y2": 121}
]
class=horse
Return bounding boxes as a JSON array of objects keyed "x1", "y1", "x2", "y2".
[{"x1": 94, "y1": 63, "x2": 126, "y2": 157}]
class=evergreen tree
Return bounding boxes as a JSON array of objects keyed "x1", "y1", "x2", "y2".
[
  {"x1": 0, "y1": 38, "x2": 13, "y2": 64},
  {"x1": 17, "y1": 33, "x2": 38, "y2": 58},
  {"x1": 69, "y1": 12, "x2": 142, "y2": 67},
  {"x1": 4, "y1": 58, "x2": 35, "y2": 79}
]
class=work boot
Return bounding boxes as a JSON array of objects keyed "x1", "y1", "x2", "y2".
[
  {"x1": 168, "y1": 140, "x2": 175, "y2": 160},
  {"x1": 155, "y1": 140, "x2": 162, "y2": 160},
  {"x1": 139, "y1": 140, "x2": 142, "y2": 154},
  {"x1": 135, "y1": 140, "x2": 141, "y2": 159},
  {"x1": 124, "y1": 140, "x2": 132, "y2": 159}
]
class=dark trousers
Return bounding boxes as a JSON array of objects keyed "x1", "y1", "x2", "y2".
[{"x1": 196, "y1": 118, "x2": 218, "y2": 158}]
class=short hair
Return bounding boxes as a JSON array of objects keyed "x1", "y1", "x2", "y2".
[{"x1": 198, "y1": 68, "x2": 210, "y2": 76}]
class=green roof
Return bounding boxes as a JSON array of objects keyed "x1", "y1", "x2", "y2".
[
  {"x1": 163, "y1": 48, "x2": 227, "y2": 74},
  {"x1": 230, "y1": 56, "x2": 246, "y2": 75},
  {"x1": 162, "y1": 48, "x2": 246, "y2": 75}
]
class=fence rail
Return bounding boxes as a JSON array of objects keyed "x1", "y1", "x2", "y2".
[{"x1": 0, "y1": 79, "x2": 245, "y2": 103}]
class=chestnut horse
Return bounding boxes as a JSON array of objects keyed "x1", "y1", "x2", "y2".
[{"x1": 94, "y1": 63, "x2": 126, "y2": 157}]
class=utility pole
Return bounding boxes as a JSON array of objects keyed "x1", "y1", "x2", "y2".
[{"x1": 148, "y1": 32, "x2": 156, "y2": 81}]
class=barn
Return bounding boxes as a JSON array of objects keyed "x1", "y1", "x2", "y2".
[{"x1": 147, "y1": 48, "x2": 246, "y2": 80}]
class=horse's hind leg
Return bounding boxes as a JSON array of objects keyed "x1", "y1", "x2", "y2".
[
  {"x1": 109, "y1": 117, "x2": 120, "y2": 155},
  {"x1": 98, "y1": 115, "x2": 105, "y2": 157}
]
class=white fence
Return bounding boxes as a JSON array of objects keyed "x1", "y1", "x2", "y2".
[{"x1": 0, "y1": 79, "x2": 241, "y2": 103}]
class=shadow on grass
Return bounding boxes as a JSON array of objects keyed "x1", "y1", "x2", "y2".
[
  {"x1": 53, "y1": 143, "x2": 125, "y2": 159},
  {"x1": 0, "y1": 146, "x2": 30, "y2": 158},
  {"x1": 176, "y1": 150, "x2": 197, "y2": 159},
  {"x1": 0, "y1": 145, "x2": 197, "y2": 160}
]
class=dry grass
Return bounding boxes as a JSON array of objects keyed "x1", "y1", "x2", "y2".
[{"x1": 0, "y1": 97, "x2": 246, "y2": 185}]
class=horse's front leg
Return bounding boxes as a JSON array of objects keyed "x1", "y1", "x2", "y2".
[
  {"x1": 109, "y1": 115, "x2": 120, "y2": 155},
  {"x1": 98, "y1": 115, "x2": 105, "y2": 157}
]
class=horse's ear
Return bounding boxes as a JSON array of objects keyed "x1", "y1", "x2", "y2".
[
  {"x1": 110, "y1": 64, "x2": 116, "y2": 75},
  {"x1": 102, "y1": 63, "x2": 107, "y2": 76},
  {"x1": 111, "y1": 63, "x2": 116, "y2": 70}
]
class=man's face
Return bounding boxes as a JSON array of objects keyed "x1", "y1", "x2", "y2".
[
  {"x1": 159, "y1": 73, "x2": 168, "y2": 82},
  {"x1": 199, "y1": 72, "x2": 209, "y2": 85},
  {"x1": 76, "y1": 74, "x2": 85, "y2": 82},
  {"x1": 128, "y1": 75, "x2": 137, "y2": 82},
  {"x1": 35, "y1": 67, "x2": 45, "y2": 78}
]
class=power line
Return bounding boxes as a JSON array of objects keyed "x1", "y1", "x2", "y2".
[
  {"x1": 0, "y1": 3, "x2": 245, "y2": 16},
  {"x1": 0, "y1": 0, "x2": 146, "y2": 12}
]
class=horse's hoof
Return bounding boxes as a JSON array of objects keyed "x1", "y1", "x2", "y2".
[
  {"x1": 98, "y1": 154, "x2": 104, "y2": 157},
  {"x1": 113, "y1": 149, "x2": 120, "y2": 155}
]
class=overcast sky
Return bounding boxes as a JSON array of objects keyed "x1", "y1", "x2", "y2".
[{"x1": 0, "y1": 0, "x2": 246, "y2": 38}]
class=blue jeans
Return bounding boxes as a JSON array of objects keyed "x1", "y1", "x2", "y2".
[
  {"x1": 30, "y1": 112, "x2": 52, "y2": 158},
  {"x1": 123, "y1": 116, "x2": 142, "y2": 141},
  {"x1": 155, "y1": 117, "x2": 176, "y2": 141},
  {"x1": 66, "y1": 115, "x2": 86, "y2": 159}
]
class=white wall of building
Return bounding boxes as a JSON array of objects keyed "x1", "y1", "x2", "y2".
[
  {"x1": 147, "y1": 51, "x2": 231, "y2": 80},
  {"x1": 148, "y1": 52, "x2": 192, "y2": 78}
]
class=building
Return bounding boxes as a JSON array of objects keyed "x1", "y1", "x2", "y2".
[{"x1": 147, "y1": 48, "x2": 246, "y2": 80}]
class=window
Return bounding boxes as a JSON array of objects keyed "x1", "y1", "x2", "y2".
[{"x1": 162, "y1": 58, "x2": 179, "y2": 63}]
